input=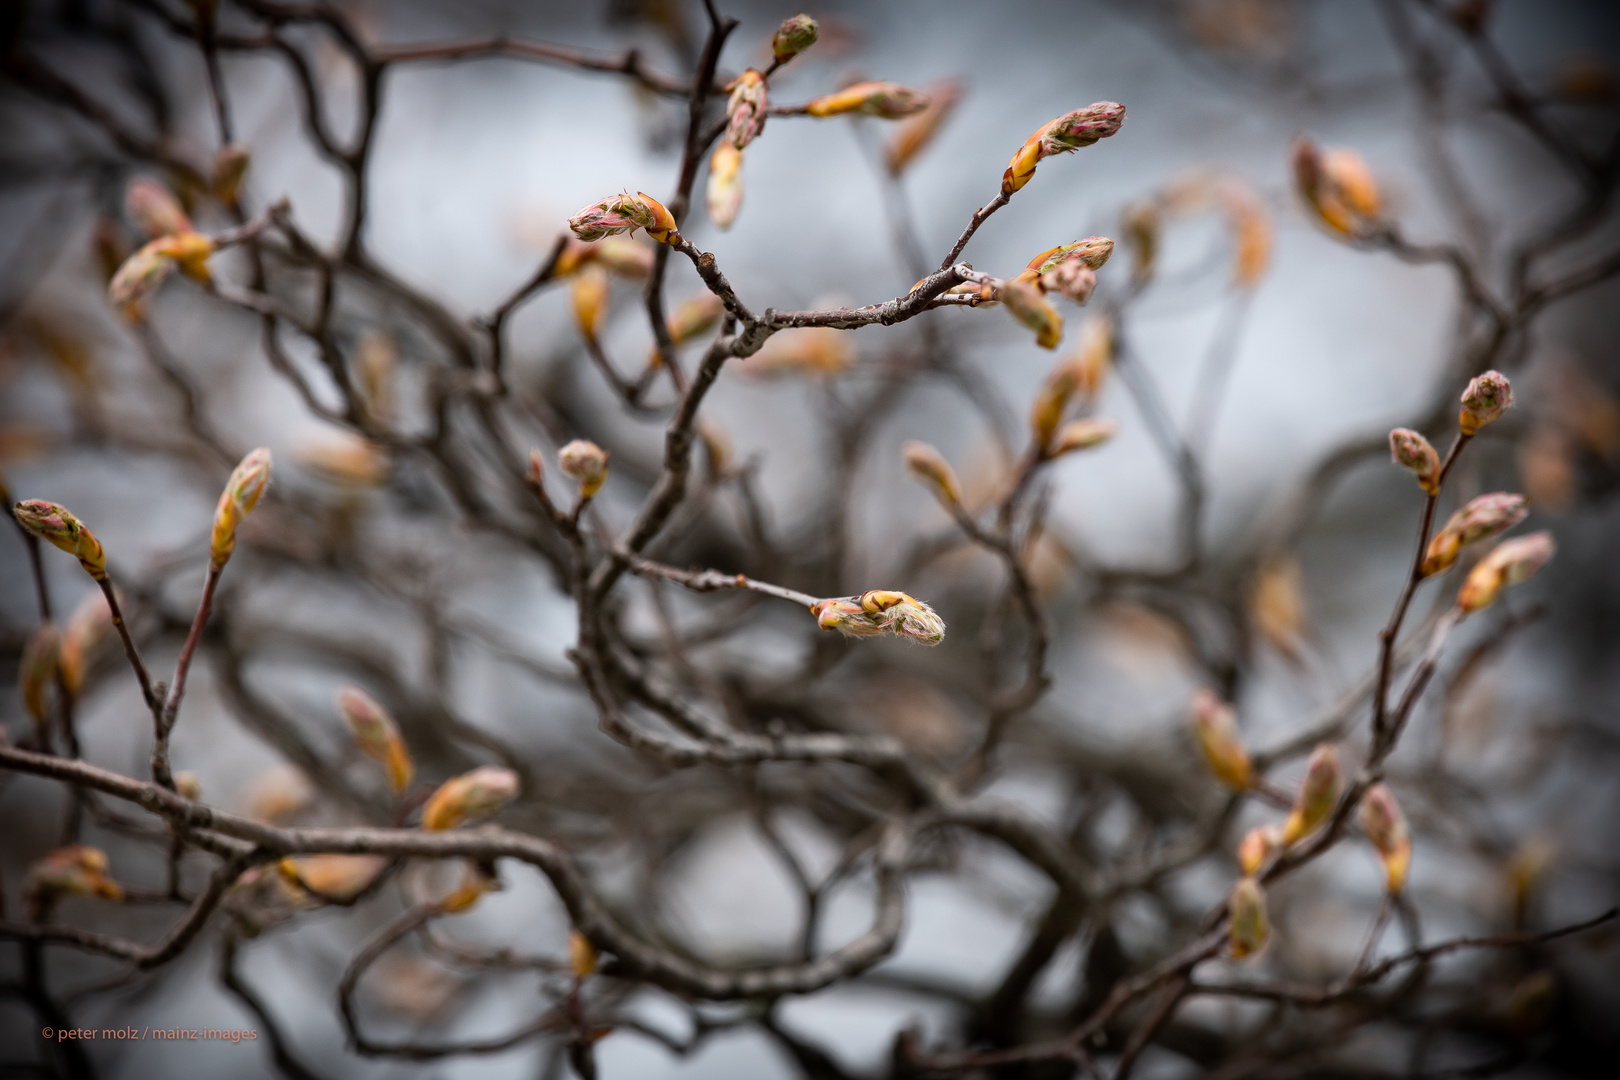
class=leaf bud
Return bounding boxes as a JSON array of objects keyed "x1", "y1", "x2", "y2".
[
  {"x1": 568, "y1": 929, "x2": 599, "y2": 978},
  {"x1": 571, "y1": 263, "x2": 610, "y2": 342},
  {"x1": 1228, "y1": 876, "x2": 1269, "y2": 959},
  {"x1": 885, "y1": 78, "x2": 962, "y2": 176},
  {"x1": 1389, "y1": 428, "x2": 1441, "y2": 495},
  {"x1": 706, "y1": 142, "x2": 745, "y2": 230},
  {"x1": 1002, "y1": 102, "x2": 1125, "y2": 195},
  {"x1": 13, "y1": 500, "x2": 107, "y2": 580},
  {"x1": 668, "y1": 293, "x2": 725, "y2": 345},
  {"x1": 125, "y1": 177, "x2": 192, "y2": 239},
  {"x1": 805, "y1": 81, "x2": 930, "y2": 120},
  {"x1": 59, "y1": 590, "x2": 113, "y2": 698},
  {"x1": 568, "y1": 192, "x2": 680, "y2": 246},
  {"x1": 1189, "y1": 688, "x2": 1252, "y2": 791},
  {"x1": 20, "y1": 623, "x2": 60, "y2": 726},
  {"x1": 902, "y1": 440, "x2": 962, "y2": 507},
  {"x1": 1293, "y1": 137, "x2": 1381, "y2": 237},
  {"x1": 210, "y1": 447, "x2": 273, "y2": 568},
  {"x1": 772, "y1": 13, "x2": 819, "y2": 63},
  {"x1": 338, "y1": 686, "x2": 415, "y2": 794},
  {"x1": 420, "y1": 766, "x2": 521, "y2": 830},
  {"x1": 558, "y1": 439, "x2": 609, "y2": 499},
  {"x1": 1049, "y1": 417, "x2": 1117, "y2": 458},
  {"x1": 1459, "y1": 369, "x2": 1513, "y2": 435},
  {"x1": 1282, "y1": 743, "x2": 1343, "y2": 845},
  {"x1": 211, "y1": 142, "x2": 251, "y2": 206},
  {"x1": 1237, "y1": 824, "x2": 1282, "y2": 876},
  {"x1": 1357, "y1": 783, "x2": 1412, "y2": 893},
  {"x1": 1420, "y1": 492, "x2": 1529, "y2": 577},
  {"x1": 725, "y1": 69, "x2": 767, "y2": 149},
  {"x1": 1000, "y1": 274, "x2": 1063, "y2": 349},
  {"x1": 1456, "y1": 530, "x2": 1555, "y2": 613}
]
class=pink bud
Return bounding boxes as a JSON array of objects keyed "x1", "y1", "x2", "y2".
[
  {"x1": 125, "y1": 177, "x2": 191, "y2": 239},
  {"x1": 1357, "y1": 783, "x2": 1412, "y2": 892},
  {"x1": 1189, "y1": 688, "x2": 1252, "y2": 791},
  {"x1": 1459, "y1": 370, "x2": 1513, "y2": 435},
  {"x1": 1389, "y1": 428, "x2": 1440, "y2": 495},
  {"x1": 725, "y1": 69, "x2": 768, "y2": 149},
  {"x1": 1457, "y1": 530, "x2": 1555, "y2": 613}
]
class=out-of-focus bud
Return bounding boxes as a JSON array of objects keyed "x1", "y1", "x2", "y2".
[
  {"x1": 25, "y1": 845, "x2": 124, "y2": 917},
  {"x1": 280, "y1": 854, "x2": 387, "y2": 902},
  {"x1": 558, "y1": 439, "x2": 609, "y2": 499},
  {"x1": 668, "y1": 294, "x2": 725, "y2": 345},
  {"x1": 1070, "y1": 313, "x2": 1114, "y2": 399},
  {"x1": 805, "y1": 81, "x2": 931, "y2": 119},
  {"x1": 1122, "y1": 201, "x2": 1159, "y2": 284},
  {"x1": 725, "y1": 69, "x2": 767, "y2": 149},
  {"x1": 706, "y1": 142, "x2": 745, "y2": 230},
  {"x1": 1250, "y1": 556, "x2": 1307, "y2": 661},
  {"x1": 174, "y1": 770, "x2": 202, "y2": 800},
  {"x1": 1041, "y1": 262, "x2": 1097, "y2": 305},
  {"x1": 1001, "y1": 275, "x2": 1063, "y2": 349},
  {"x1": 211, "y1": 142, "x2": 251, "y2": 206},
  {"x1": 107, "y1": 241, "x2": 177, "y2": 319},
  {"x1": 125, "y1": 177, "x2": 192, "y2": 239},
  {"x1": 1002, "y1": 102, "x2": 1126, "y2": 195},
  {"x1": 553, "y1": 238, "x2": 595, "y2": 278},
  {"x1": 1421, "y1": 492, "x2": 1530, "y2": 577},
  {"x1": 1282, "y1": 744, "x2": 1343, "y2": 844},
  {"x1": 57, "y1": 591, "x2": 109, "y2": 699},
  {"x1": 1456, "y1": 530, "x2": 1555, "y2": 613},
  {"x1": 1222, "y1": 179, "x2": 1272, "y2": 287},
  {"x1": 1238, "y1": 824, "x2": 1282, "y2": 876},
  {"x1": 1390, "y1": 428, "x2": 1441, "y2": 495},
  {"x1": 356, "y1": 330, "x2": 397, "y2": 423},
  {"x1": 772, "y1": 13, "x2": 819, "y2": 63},
  {"x1": 1228, "y1": 876, "x2": 1269, "y2": 959},
  {"x1": 1189, "y1": 688, "x2": 1252, "y2": 791},
  {"x1": 571, "y1": 263, "x2": 610, "y2": 342},
  {"x1": 245, "y1": 766, "x2": 314, "y2": 823},
  {"x1": 1293, "y1": 137, "x2": 1381, "y2": 237},
  {"x1": 568, "y1": 192, "x2": 681, "y2": 246},
  {"x1": 338, "y1": 686, "x2": 415, "y2": 794},
  {"x1": 591, "y1": 236, "x2": 655, "y2": 278},
  {"x1": 299, "y1": 433, "x2": 390, "y2": 486},
  {"x1": 210, "y1": 447, "x2": 272, "y2": 568},
  {"x1": 438, "y1": 860, "x2": 498, "y2": 913},
  {"x1": 903, "y1": 441, "x2": 962, "y2": 507},
  {"x1": 1459, "y1": 369, "x2": 1513, "y2": 435},
  {"x1": 884, "y1": 78, "x2": 962, "y2": 176},
  {"x1": 420, "y1": 766, "x2": 521, "y2": 830},
  {"x1": 811, "y1": 592, "x2": 945, "y2": 645},
  {"x1": 1505, "y1": 835, "x2": 1555, "y2": 928},
  {"x1": 20, "y1": 623, "x2": 60, "y2": 726},
  {"x1": 1050, "y1": 418, "x2": 1118, "y2": 458},
  {"x1": 1357, "y1": 782, "x2": 1412, "y2": 893},
  {"x1": 1503, "y1": 970, "x2": 1558, "y2": 1042},
  {"x1": 157, "y1": 231, "x2": 216, "y2": 283},
  {"x1": 13, "y1": 500, "x2": 107, "y2": 580},
  {"x1": 1029, "y1": 361, "x2": 1080, "y2": 451},
  {"x1": 749, "y1": 327, "x2": 855, "y2": 378},
  {"x1": 568, "y1": 929, "x2": 598, "y2": 979}
]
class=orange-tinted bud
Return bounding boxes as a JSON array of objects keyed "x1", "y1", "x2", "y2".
[
  {"x1": 58, "y1": 590, "x2": 112, "y2": 698},
  {"x1": 1228, "y1": 876, "x2": 1269, "y2": 959},
  {"x1": 1050, "y1": 418, "x2": 1117, "y2": 457},
  {"x1": 26, "y1": 846, "x2": 124, "y2": 915},
  {"x1": 1002, "y1": 102, "x2": 1126, "y2": 194},
  {"x1": 1238, "y1": 824, "x2": 1282, "y2": 876},
  {"x1": 668, "y1": 293, "x2": 725, "y2": 345},
  {"x1": 1001, "y1": 275, "x2": 1063, "y2": 349},
  {"x1": 884, "y1": 79, "x2": 962, "y2": 176},
  {"x1": 568, "y1": 929, "x2": 599, "y2": 978},
  {"x1": 1421, "y1": 492, "x2": 1529, "y2": 577},
  {"x1": 156, "y1": 231, "x2": 215, "y2": 283},
  {"x1": 706, "y1": 142, "x2": 745, "y2": 230},
  {"x1": 568, "y1": 192, "x2": 681, "y2": 246},
  {"x1": 811, "y1": 592, "x2": 945, "y2": 645},
  {"x1": 280, "y1": 854, "x2": 387, "y2": 902},
  {"x1": 1457, "y1": 531, "x2": 1555, "y2": 613},
  {"x1": 1189, "y1": 688, "x2": 1252, "y2": 790},
  {"x1": 1293, "y1": 137, "x2": 1381, "y2": 237},
  {"x1": 338, "y1": 686, "x2": 414, "y2": 794},
  {"x1": 107, "y1": 241, "x2": 177, "y2": 319},
  {"x1": 805, "y1": 81, "x2": 930, "y2": 119},
  {"x1": 1282, "y1": 743, "x2": 1343, "y2": 844},
  {"x1": 420, "y1": 766, "x2": 520, "y2": 830},
  {"x1": 1121, "y1": 200, "x2": 1159, "y2": 284},
  {"x1": 212, "y1": 142, "x2": 251, "y2": 206},
  {"x1": 174, "y1": 771, "x2": 202, "y2": 800},
  {"x1": 13, "y1": 500, "x2": 106, "y2": 580},
  {"x1": 558, "y1": 439, "x2": 609, "y2": 498},
  {"x1": 1358, "y1": 783, "x2": 1412, "y2": 893},
  {"x1": 299, "y1": 434, "x2": 389, "y2": 486},
  {"x1": 125, "y1": 177, "x2": 191, "y2": 239},
  {"x1": 439, "y1": 860, "x2": 498, "y2": 913},
  {"x1": 1459, "y1": 370, "x2": 1513, "y2": 435},
  {"x1": 591, "y1": 236, "x2": 655, "y2": 278},
  {"x1": 20, "y1": 623, "x2": 59, "y2": 725},
  {"x1": 571, "y1": 263, "x2": 610, "y2": 342},
  {"x1": 749, "y1": 327, "x2": 855, "y2": 378},
  {"x1": 210, "y1": 447, "x2": 272, "y2": 568},
  {"x1": 903, "y1": 441, "x2": 962, "y2": 507},
  {"x1": 1390, "y1": 428, "x2": 1441, "y2": 495}
]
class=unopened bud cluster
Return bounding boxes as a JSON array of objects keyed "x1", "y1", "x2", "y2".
[{"x1": 811, "y1": 590, "x2": 945, "y2": 646}]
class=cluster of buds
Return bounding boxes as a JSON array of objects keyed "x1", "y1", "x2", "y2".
[
  {"x1": 811, "y1": 590, "x2": 946, "y2": 646},
  {"x1": 1459, "y1": 369, "x2": 1514, "y2": 435},
  {"x1": 212, "y1": 142, "x2": 251, "y2": 206},
  {"x1": 278, "y1": 854, "x2": 387, "y2": 903},
  {"x1": 1420, "y1": 492, "x2": 1529, "y2": 577},
  {"x1": 1282, "y1": 743, "x2": 1343, "y2": 845},
  {"x1": 1227, "y1": 876, "x2": 1269, "y2": 959},
  {"x1": 805, "y1": 81, "x2": 931, "y2": 119},
  {"x1": 210, "y1": 447, "x2": 272, "y2": 568},
  {"x1": 903, "y1": 441, "x2": 963, "y2": 509},
  {"x1": 771, "y1": 14, "x2": 819, "y2": 65},
  {"x1": 1020, "y1": 236, "x2": 1114, "y2": 305},
  {"x1": 1238, "y1": 824, "x2": 1283, "y2": 876},
  {"x1": 25, "y1": 845, "x2": 123, "y2": 919},
  {"x1": 1002, "y1": 102, "x2": 1126, "y2": 195},
  {"x1": 1457, "y1": 531, "x2": 1555, "y2": 613},
  {"x1": 1292, "y1": 137, "x2": 1381, "y2": 238},
  {"x1": 885, "y1": 79, "x2": 963, "y2": 176},
  {"x1": 20, "y1": 623, "x2": 60, "y2": 727},
  {"x1": 1389, "y1": 428, "x2": 1441, "y2": 495},
  {"x1": 558, "y1": 439, "x2": 609, "y2": 499},
  {"x1": 338, "y1": 686, "x2": 415, "y2": 794},
  {"x1": 1357, "y1": 783, "x2": 1412, "y2": 893},
  {"x1": 110, "y1": 178, "x2": 217, "y2": 318},
  {"x1": 13, "y1": 500, "x2": 107, "y2": 580},
  {"x1": 420, "y1": 766, "x2": 521, "y2": 831},
  {"x1": 568, "y1": 192, "x2": 680, "y2": 246},
  {"x1": 1188, "y1": 688, "x2": 1253, "y2": 790}
]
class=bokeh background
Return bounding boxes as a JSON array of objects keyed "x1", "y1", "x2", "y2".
[{"x1": 3, "y1": 0, "x2": 1619, "y2": 1077}]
